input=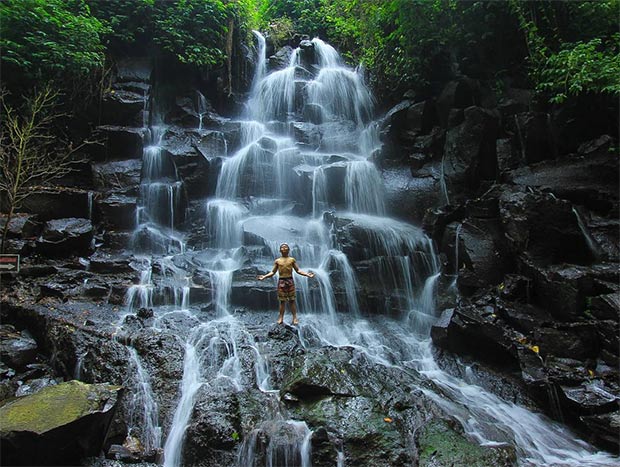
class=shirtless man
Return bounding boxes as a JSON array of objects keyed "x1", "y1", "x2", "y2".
[{"x1": 257, "y1": 243, "x2": 315, "y2": 325}]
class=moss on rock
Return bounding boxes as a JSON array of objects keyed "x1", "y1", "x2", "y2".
[
  {"x1": 0, "y1": 380, "x2": 121, "y2": 434},
  {"x1": 417, "y1": 419, "x2": 516, "y2": 467}
]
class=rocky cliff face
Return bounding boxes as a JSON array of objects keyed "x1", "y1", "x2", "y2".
[
  {"x1": 378, "y1": 77, "x2": 619, "y2": 451},
  {"x1": 0, "y1": 36, "x2": 618, "y2": 467}
]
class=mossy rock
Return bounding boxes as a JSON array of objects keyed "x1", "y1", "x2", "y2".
[
  {"x1": 417, "y1": 419, "x2": 516, "y2": 467},
  {"x1": 1, "y1": 380, "x2": 123, "y2": 466}
]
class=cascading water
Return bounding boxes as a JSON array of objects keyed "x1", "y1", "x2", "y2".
[
  {"x1": 133, "y1": 101, "x2": 186, "y2": 254},
  {"x1": 122, "y1": 32, "x2": 617, "y2": 467}
]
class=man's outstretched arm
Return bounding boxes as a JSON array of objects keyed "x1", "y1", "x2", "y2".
[
  {"x1": 258, "y1": 262, "x2": 278, "y2": 280},
  {"x1": 293, "y1": 262, "x2": 315, "y2": 278}
]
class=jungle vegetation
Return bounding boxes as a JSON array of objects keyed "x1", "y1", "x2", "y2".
[{"x1": 1, "y1": 0, "x2": 617, "y2": 104}]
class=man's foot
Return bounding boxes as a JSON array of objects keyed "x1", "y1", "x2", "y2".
[
  {"x1": 277, "y1": 318, "x2": 284, "y2": 325},
  {"x1": 292, "y1": 319, "x2": 299, "y2": 325}
]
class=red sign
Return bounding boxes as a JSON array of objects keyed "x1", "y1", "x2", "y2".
[{"x1": 0, "y1": 255, "x2": 20, "y2": 273}]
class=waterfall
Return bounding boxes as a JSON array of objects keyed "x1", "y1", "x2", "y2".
[
  {"x1": 127, "y1": 30, "x2": 617, "y2": 467},
  {"x1": 572, "y1": 207, "x2": 601, "y2": 260},
  {"x1": 206, "y1": 199, "x2": 247, "y2": 248},
  {"x1": 251, "y1": 30, "x2": 267, "y2": 94},
  {"x1": 345, "y1": 160, "x2": 385, "y2": 214},
  {"x1": 450, "y1": 222, "x2": 463, "y2": 291},
  {"x1": 132, "y1": 103, "x2": 186, "y2": 254},
  {"x1": 196, "y1": 91, "x2": 207, "y2": 130},
  {"x1": 127, "y1": 347, "x2": 162, "y2": 453},
  {"x1": 163, "y1": 330, "x2": 204, "y2": 467},
  {"x1": 238, "y1": 419, "x2": 313, "y2": 467},
  {"x1": 126, "y1": 256, "x2": 154, "y2": 312},
  {"x1": 87, "y1": 191, "x2": 93, "y2": 220},
  {"x1": 312, "y1": 165, "x2": 328, "y2": 217}
]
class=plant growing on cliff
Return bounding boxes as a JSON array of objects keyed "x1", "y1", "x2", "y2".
[
  {"x1": 510, "y1": 0, "x2": 620, "y2": 103},
  {"x1": 0, "y1": 0, "x2": 106, "y2": 95},
  {"x1": 0, "y1": 88, "x2": 88, "y2": 253}
]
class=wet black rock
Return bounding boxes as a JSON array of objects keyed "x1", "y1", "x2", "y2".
[
  {"x1": 580, "y1": 411, "x2": 620, "y2": 451},
  {"x1": 93, "y1": 159, "x2": 143, "y2": 192},
  {"x1": 298, "y1": 39, "x2": 316, "y2": 69},
  {"x1": 442, "y1": 106, "x2": 499, "y2": 198},
  {"x1": 89, "y1": 250, "x2": 134, "y2": 274},
  {"x1": 97, "y1": 194, "x2": 137, "y2": 230},
  {"x1": 269, "y1": 46, "x2": 294, "y2": 71},
  {"x1": 37, "y1": 218, "x2": 93, "y2": 258},
  {"x1": 497, "y1": 88, "x2": 532, "y2": 119},
  {"x1": 506, "y1": 112, "x2": 554, "y2": 164},
  {"x1": 101, "y1": 89, "x2": 147, "y2": 127},
  {"x1": 443, "y1": 217, "x2": 509, "y2": 292},
  {"x1": 407, "y1": 99, "x2": 438, "y2": 135},
  {"x1": 499, "y1": 187, "x2": 596, "y2": 267},
  {"x1": 436, "y1": 78, "x2": 480, "y2": 127},
  {"x1": 137, "y1": 308, "x2": 154, "y2": 319},
  {"x1": 560, "y1": 380, "x2": 619, "y2": 414},
  {"x1": 431, "y1": 302, "x2": 521, "y2": 368},
  {"x1": 0, "y1": 214, "x2": 40, "y2": 239},
  {"x1": 0, "y1": 325, "x2": 38, "y2": 371},
  {"x1": 383, "y1": 166, "x2": 442, "y2": 223},
  {"x1": 15, "y1": 376, "x2": 58, "y2": 397},
  {"x1": 95, "y1": 126, "x2": 147, "y2": 161},
  {"x1": 507, "y1": 149, "x2": 618, "y2": 216},
  {"x1": 15, "y1": 188, "x2": 91, "y2": 221}
]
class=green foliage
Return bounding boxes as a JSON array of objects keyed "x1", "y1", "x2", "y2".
[
  {"x1": 153, "y1": 0, "x2": 231, "y2": 67},
  {"x1": 510, "y1": 0, "x2": 620, "y2": 103},
  {"x1": 0, "y1": 0, "x2": 106, "y2": 81},
  {"x1": 320, "y1": 0, "x2": 467, "y2": 97},
  {"x1": 258, "y1": 0, "x2": 618, "y2": 104},
  {"x1": 85, "y1": 0, "x2": 153, "y2": 45},
  {"x1": 259, "y1": 0, "x2": 328, "y2": 37},
  {"x1": 87, "y1": 0, "x2": 260, "y2": 68},
  {"x1": 263, "y1": 17, "x2": 296, "y2": 49},
  {"x1": 538, "y1": 35, "x2": 620, "y2": 103}
]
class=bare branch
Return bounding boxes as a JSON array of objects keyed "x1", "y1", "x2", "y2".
[{"x1": 1, "y1": 85, "x2": 91, "y2": 252}]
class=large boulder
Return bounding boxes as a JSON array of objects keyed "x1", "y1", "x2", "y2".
[
  {"x1": 436, "y1": 78, "x2": 480, "y2": 127},
  {"x1": 383, "y1": 166, "x2": 442, "y2": 223},
  {"x1": 506, "y1": 112, "x2": 554, "y2": 164},
  {"x1": 0, "y1": 380, "x2": 122, "y2": 466},
  {"x1": 95, "y1": 126, "x2": 146, "y2": 161},
  {"x1": 96, "y1": 194, "x2": 137, "y2": 231},
  {"x1": 519, "y1": 260, "x2": 618, "y2": 322},
  {"x1": 0, "y1": 214, "x2": 40, "y2": 240},
  {"x1": 416, "y1": 419, "x2": 516, "y2": 467},
  {"x1": 37, "y1": 218, "x2": 93, "y2": 257},
  {"x1": 444, "y1": 218, "x2": 510, "y2": 292},
  {"x1": 268, "y1": 46, "x2": 294, "y2": 71},
  {"x1": 442, "y1": 106, "x2": 499, "y2": 198},
  {"x1": 92, "y1": 159, "x2": 142, "y2": 192},
  {"x1": 15, "y1": 189, "x2": 91, "y2": 221},
  {"x1": 506, "y1": 147, "x2": 618, "y2": 216},
  {"x1": 499, "y1": 187, "x2": 596, "y2": 266},
  {"x1": 100, "y1": 89, "x2": 147, "y2": 127},
  {"x1": 0, "y1": 325, "x2": 38, "y2": 371}
]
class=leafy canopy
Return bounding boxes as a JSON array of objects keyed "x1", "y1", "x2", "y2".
[{"x1": 0, "y1": 0, "x2": 106, "y2": 81}]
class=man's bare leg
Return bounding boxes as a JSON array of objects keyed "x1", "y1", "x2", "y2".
[
  {"x1": 277, "y1": 301, "x2": 285, "y2": 324},
  {"x1": 290, "y1": 301, "x2": 298, "y2": 325}
]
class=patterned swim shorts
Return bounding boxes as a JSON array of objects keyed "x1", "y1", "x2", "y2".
[{"x1": 277, "y1": 277, "x2": 296, "y2": 302}]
